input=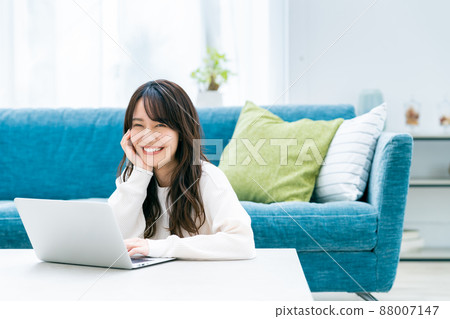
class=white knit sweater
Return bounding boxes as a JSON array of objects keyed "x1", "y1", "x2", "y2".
[{"x1": 107, "y1": 160, "x2": 257, "y2": 260}]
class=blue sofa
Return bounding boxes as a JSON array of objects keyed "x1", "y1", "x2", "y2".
[{"x1": 0, "y1": 105, "x2": 413, "y2": 296}]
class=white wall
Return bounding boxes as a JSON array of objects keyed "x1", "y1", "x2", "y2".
[{"x1": 287, "y1": 0, "x2": 450, "y2": 133}]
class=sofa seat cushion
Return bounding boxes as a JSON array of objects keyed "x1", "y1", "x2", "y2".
[
  {"x1": 0, "y1": 200, "x2": 21, "y2": 220},
  {"x1": 243, "y1": 200, "x2": 378, "y2": 252},
  {"x1": 2, "y1": 199, "x2": 378, "y2": 252},
  {"x1": 0, "y1": 201, "x2": 31, "y2": 248}
]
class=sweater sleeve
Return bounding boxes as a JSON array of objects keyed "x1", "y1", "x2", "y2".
[
  {"x1": 145, "y1": 172, "x2": 257, "y2": 260},
  {"x1": 107, "y1": 167, "x2": 153, "y2": 239}
]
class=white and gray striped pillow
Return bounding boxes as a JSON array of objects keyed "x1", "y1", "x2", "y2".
[{"x1": 312, "y1": 103, "x2": 387, "y2": 202}]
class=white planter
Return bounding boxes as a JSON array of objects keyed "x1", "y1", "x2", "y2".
[{"x1": 196, "y1": 91, "x2": 223, "y2": 108}]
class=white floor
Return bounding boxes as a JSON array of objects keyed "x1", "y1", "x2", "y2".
[{"x1": 312, "y1": 261, "x2": 450, "y2": 301}]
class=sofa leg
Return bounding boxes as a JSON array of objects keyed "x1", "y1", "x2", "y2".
[{"x1": 356, "y1": 292, "x2": 378, "y2": 301}]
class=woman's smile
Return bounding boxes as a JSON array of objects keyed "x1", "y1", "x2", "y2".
[{"x1": 143, "y1": 146, "x2": 164, "y2": 155}]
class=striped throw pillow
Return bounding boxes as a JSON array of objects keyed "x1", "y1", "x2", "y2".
[{"x1": 311, "y1": 103, "x2": 387, "y2": 202}]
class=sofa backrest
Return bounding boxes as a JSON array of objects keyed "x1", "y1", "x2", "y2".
[{"x1": 0, "y1": 104, "x2": 355, "y2": 200}]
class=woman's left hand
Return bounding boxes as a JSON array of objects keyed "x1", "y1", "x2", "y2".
[{"x1": 124, "y1": 238, "x2": 149, "y2": 257}]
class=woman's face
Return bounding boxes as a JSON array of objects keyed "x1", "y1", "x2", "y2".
[{"x1": 131, "y1": 98, "x2": 180, "y2": 170}]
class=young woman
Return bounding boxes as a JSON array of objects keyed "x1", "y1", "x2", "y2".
[{"x1": 108, "y1": 79, "x2": 256, "y2": 260}]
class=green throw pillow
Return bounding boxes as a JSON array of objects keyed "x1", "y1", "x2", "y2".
[{"x1": 218, "y1": 101, "x2": 344, "y2": 204}]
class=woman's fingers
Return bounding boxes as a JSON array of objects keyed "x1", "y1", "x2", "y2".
[
  {"x1": 121, "y1": 140, "x2": 137, "y2": 166},
  {"x1": 124, "y1": 238, "x2": 149, "y2": 256},
  {"x1": 121, "y1": 130, "x2": 142, "y2": 167},
  {"x1": 130, "y1": 128, "x2": 151, "y2": 145},
  {"x1": 120, "y1": 129, "x2": 155, "y2": 170},
  {"x1": 120, "y1": 130, "x2": 133, "y2": 153},
  {"x1": 120, "y1": 130, "x2": 130, "y2": 149},
  {"x1": 137, "y1": 131, "x2": 162, "y2": 148},
  {"x1": 128, "y1": 247, "x2": 145, "y2": 257},
  {"x1": 124, "y1": 238, "x2": 140, "y2": 248}
]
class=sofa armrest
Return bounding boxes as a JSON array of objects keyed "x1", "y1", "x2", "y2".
[{"x1": 367, "y1": 132, "x2": 413, "y2": 291}]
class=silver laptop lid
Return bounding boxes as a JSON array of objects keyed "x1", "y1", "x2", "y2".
[{"x1": 14, "y1": 198, "x2": 174, "y2": 269}]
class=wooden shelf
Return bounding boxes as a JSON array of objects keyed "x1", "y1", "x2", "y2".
[
  {"x1": 410, "y1": 179, "x2": 450, "y2": 187},
  {"x1": 404, "y1": 137, "x2": 450, "y2": 260},
  {"x1": 400, "y1": 248, "x2": 450, "y2": 261},
  {"x1": 412, "y1": 135, "x2": 450, "y2": 140}
]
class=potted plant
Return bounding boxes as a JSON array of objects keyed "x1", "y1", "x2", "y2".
[{"x1": 191, "y1": 46, "x2": 234, "y2": 107}]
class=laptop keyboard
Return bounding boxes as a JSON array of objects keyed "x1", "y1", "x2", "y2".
[{"x1": 131, "y1": 257, "x2": 154, "y2": 264}]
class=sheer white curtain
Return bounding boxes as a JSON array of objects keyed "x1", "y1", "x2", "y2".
[
  {"x1": 215, "y1": 0, "x2": 289, "y2": 106},
  {"x1": 0, "y1": 0, "x2": 205, "y2": 108},
  {"x1": 0, "y1": 0, "x2": 288, "y2": 109}
]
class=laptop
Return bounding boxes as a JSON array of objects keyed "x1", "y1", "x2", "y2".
[{"x1": 14, "y1": 197, "x2": 176, "y2": 269}]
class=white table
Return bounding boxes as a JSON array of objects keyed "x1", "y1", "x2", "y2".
[{"x1": 0, "y1": 248, "x2": 312, "y2": 301}]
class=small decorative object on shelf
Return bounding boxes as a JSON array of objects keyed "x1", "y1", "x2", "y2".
[
  {"x1": 400, "y1": 228, "x2": 424, "y2": 255},
  {"x1": 404, "y1": 96, "x2": 421, "y2": 132},
  {"x1": 438, "y1": 97, "x2": 450, "y2": 131},
  {"x1": 357, "y1": 88, "x2": 384, "y2": 115}
]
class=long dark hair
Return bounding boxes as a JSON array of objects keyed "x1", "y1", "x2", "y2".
[{"x1": 116, "y1": 79, "x2": 210, "y2": 238}]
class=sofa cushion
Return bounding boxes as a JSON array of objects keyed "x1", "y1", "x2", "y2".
[
  {"x1": 243, "y1": 200, "x2": 378, "y2": 252},
  {"x1": 196, "y1": 104, "x2": 355, "y2": 166},
  {"x1": 2, "y1": 199, "x2": 377, "y2": 251},
  {"x1": 218, "y1": 101, "x2": 343, "y2": 203},
  {"x1": 0, "y1": 201, "x2": 31, "y2": 248},
  {"x1": 312, "y1": 103, "x2": 387, "y2": 202}
]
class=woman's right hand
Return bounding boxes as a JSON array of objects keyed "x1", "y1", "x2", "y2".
[{"x1": 120, "y1": 128, "x2": 157, "y2": 172}]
